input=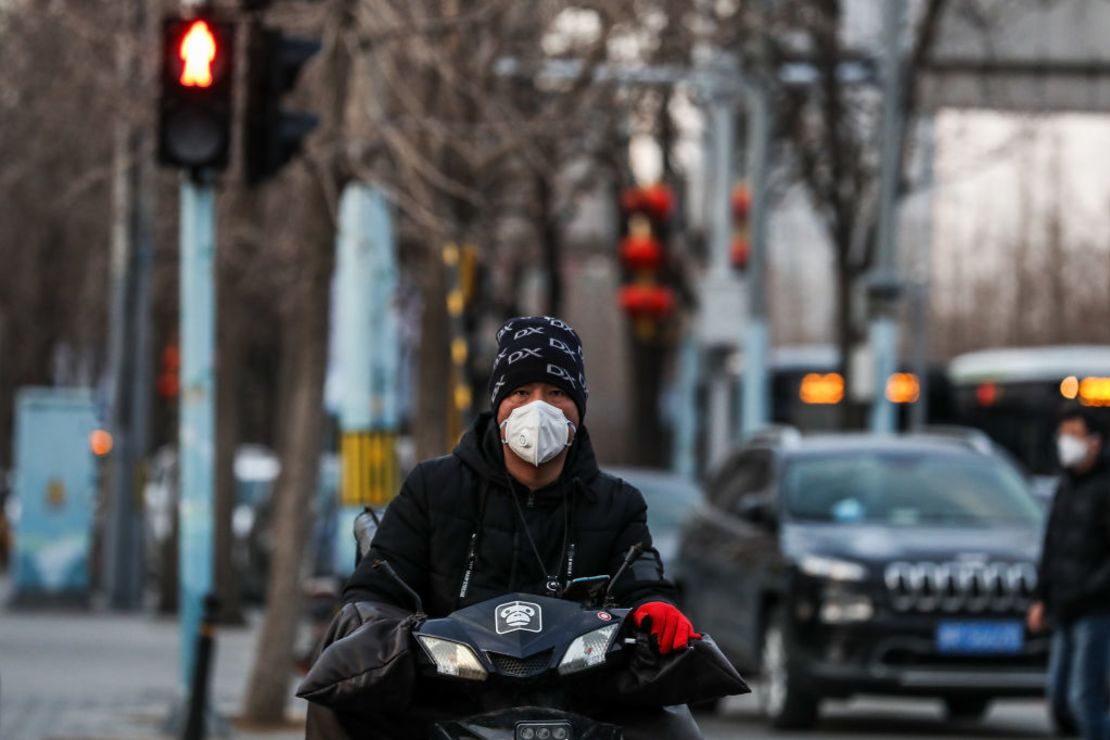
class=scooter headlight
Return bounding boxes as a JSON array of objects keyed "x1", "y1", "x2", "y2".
[
  {"x1": 416, "y1": 635, "x2": 488, "y2": 681},
  {"x1": 557, "y1": 624, "x2": 620, "y2": 675}
]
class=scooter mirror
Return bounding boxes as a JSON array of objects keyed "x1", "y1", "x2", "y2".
[{"x1": 562, "y1": 575, "x2": 610, "y2": 604}]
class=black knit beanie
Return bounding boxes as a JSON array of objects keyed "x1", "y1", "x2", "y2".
[{"x1": 488, "y1": 316, "x2": 588, "y2": 420}]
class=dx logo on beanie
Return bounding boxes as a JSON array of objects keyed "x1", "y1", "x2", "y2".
[{"x1": 489, "y1": 316, "x2": 588, "y2": 419}]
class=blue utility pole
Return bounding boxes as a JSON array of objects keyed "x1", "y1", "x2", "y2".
[
  {"x1": 178, "y1": 175, "x2": 216, "y2": 689},
  {"x1": 334, "y1": 184, "x2": 401, "y2": 573}
]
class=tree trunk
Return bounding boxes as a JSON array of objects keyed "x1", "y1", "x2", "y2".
[
  {"x1": 241, "y1": 168, "x2": 335, "y2": 723},
  {"x1": 214, "y1": 265, "x2": 245, "y2": 625},
  {"x1": 629, "y1": 337, "x2": 667, "y2": 466},
  {"x1": 536, "y1": 171, "x2": 563, "y2": 316},
  {"x1": 158, "y1": 491, "x2": 179, "y2": 614},
  {"x1": 415, "y1": 249, "x2": 451, "y2": 459},
  {"x1": 835, "y1": 256, "x2": 857, "y2": 430},
  {"x1": 0, "y1": 309, "x2": 8, "y2": 471},
  {"x1": 242, "y1": 0, "x2": 351, "y2": 719}
]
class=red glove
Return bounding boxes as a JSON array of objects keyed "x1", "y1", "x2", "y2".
[{"x1": 633, "y1": 602, "x2": 701, "y2": 655}]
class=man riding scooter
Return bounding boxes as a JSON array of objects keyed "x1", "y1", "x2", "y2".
[{"x1": 303, "y1": 316, "x2": 708, "y2": 738}]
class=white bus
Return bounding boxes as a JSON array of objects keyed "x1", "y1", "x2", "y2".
[{"x1": 947, "y1": 345, "x2": 1110, "y2": 481}]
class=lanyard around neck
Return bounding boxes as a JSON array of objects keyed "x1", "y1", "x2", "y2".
[{"x1": 505, "y1": 473, "x2": 569, "y2": 597}]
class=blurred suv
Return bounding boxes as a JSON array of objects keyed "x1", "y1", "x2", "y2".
[
  {"x1": 606, "y1": 467, "x2": 701, "y2": 569},
  {"x1": 677, "y1": 429, "x2": 1048, "y2": 729}
]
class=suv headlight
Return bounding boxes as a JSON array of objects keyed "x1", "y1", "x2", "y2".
[
  {"x1": 557, "y1": 624, "x2": 620, "y2": 675},
  {"x1": 800, "y1": 555, "x2": 867, "y2": 582},
  {"x1": 819, "y1": 587, "x2": 875, "y2": 624},
  {"x1": 416, "y1": 635, "x2": 488, "y2": 681}
]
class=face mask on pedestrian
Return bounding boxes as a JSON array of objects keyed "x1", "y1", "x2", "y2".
[
  {"x1": 1057, "y1": 433, "x2": 1089, "y2": 469},
  {"x1": 500, "y1": 400, "x2": 575, "y2": 467}
]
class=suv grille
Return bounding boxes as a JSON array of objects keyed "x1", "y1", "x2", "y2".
[
  {"x1": 488, "y1": 649, "x2": 553, "y2": 678},
  {"x1": 884, "y1": 561, "x2": 1037, "y2": 613}
]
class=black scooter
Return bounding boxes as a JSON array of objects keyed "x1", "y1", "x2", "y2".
[
  {"x1": 371, "y1": 547, "x2": 744, "y2": 740},
  {"x1": 299, "y1": 510, "x2": 747, "y2": 739}
]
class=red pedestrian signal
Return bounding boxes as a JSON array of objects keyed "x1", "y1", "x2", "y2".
[
  {"x1": 158, "y1": 14, "x2": 234, "y2": 171},
  {"x1": 179, "y1": 21, "x2": 217, "y2": 88}
]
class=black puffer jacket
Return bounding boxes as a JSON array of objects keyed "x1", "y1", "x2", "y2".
[
  {"x1": 1037, "y1": 451, "x2": 1110, "y2": 624},
  {"x1": 344, "y1": 413, "x2": 677, "y2": 615}
]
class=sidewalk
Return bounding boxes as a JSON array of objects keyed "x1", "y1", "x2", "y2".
[{"x1": 0, "y1": 580, "x2": 309, "y2": 740}]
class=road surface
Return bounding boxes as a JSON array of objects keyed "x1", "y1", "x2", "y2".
[{"x1": 699, "y1": 691, "x2": 1054, "y2": 739}]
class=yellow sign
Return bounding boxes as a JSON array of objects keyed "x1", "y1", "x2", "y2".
[
  {"x1": 341, "y1": 431, "x2": 401, "y2": 506},
  {"x1": 800, "y1": 373, "x2": 844, "y2": 405},
  {"x1": 885, "y1": 373, "x2": 921, "y2": 404}
]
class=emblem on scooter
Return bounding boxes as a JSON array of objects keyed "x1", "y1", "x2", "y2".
[{"x1": 496, "y1": 600, "x2": 543, "y2": 634}]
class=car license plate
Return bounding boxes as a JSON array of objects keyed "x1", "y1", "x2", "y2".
[{"x1": 936, "y1": 621, "x2": 1024, "y2": 654}]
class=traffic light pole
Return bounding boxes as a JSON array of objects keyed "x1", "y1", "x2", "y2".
[{"x1": 178, "y1": 173, "x2": 216, "y2": 691}]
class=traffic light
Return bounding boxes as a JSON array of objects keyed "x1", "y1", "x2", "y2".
[
  {"x1": 158, "y1": 15, "x2": 235, "y2": 171},
  {"x1": 731, "y1": 183, "x2": 751, "y2": 271},
  {"x1": 89, "y1": 429, "x2": 115, "y2": 458},
  {"x1": 617, "y1": 183, "x2": 676, "y2": 340},
  {"x1": 244, "y1": 26, "x2": 321, "y2": 185},
  {"x1": 157, "y1": 341, "x2": 180, "y2": 399}
]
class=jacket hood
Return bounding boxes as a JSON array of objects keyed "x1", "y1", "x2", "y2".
[{"x1": 452, "y1": 412, "x2": 600, "y2": 492}]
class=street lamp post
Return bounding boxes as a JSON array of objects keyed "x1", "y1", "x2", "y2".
[{"x1": 869, "y1": 0, "x2": 908, "y2": 434}]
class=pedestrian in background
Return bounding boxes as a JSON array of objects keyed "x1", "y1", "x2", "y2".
[{"x1": 1028, "y1": 404, "x2": 1110, "y2": 740}]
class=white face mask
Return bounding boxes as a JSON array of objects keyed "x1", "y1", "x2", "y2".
[
  {"x1": 500, "y1": 400, "x2": 575, "y2": 467},
  {"x1": 1058, "y1": 433, "x2": 1089, "y2": 469}
]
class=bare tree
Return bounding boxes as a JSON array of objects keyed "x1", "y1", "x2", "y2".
[
  {"x1": 347, "y1": 0, "x2": 646, "y2": 457},
  {"x1": 240, "y1": 0, "x2": 353, "y2": 721},
  {"x1": 0, "y1": 1, "x2": 126, "y2": 467},
  {"x1": 771, "y1": 0, "x2": 949, "y2": 423}
]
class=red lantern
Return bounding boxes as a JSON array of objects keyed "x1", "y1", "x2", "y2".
[
  {"x1": 619, "y1": 234, "x2": 664, "y2": 272},
  {"x1": 640, "y1": 183, "x2": 674, "y2": 221},
  {"x1": 732, "y1": 185, "x2": 751, "y2": 218},
  {"x1": 620, "y1": 186, "x2": 645, "y2": 214},
  {"x1": 619, "y1": 284, "x2": 676, "y2": 319},
  {"x1": 731, "y1": 236, "x2": 750, "y2": 270},
  {"x1": 620, "y1": 184, "x2": 674, "y2": 222}
]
